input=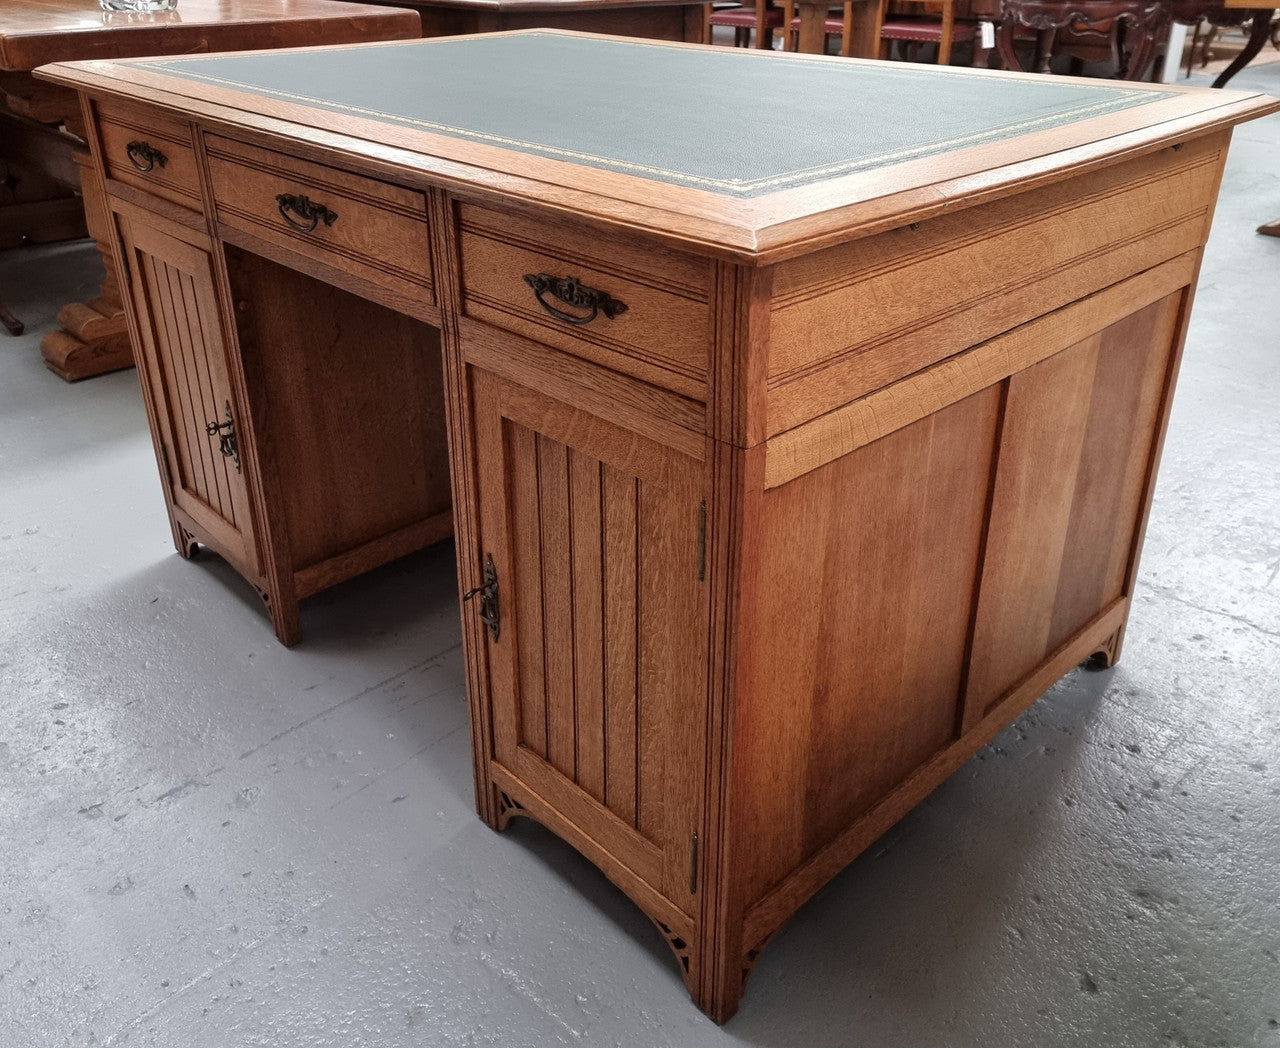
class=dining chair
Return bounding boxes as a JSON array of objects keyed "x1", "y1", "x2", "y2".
[
  {"x1": 778, "y1": 1, "x2": 860, "y2": 54},
  {"x1": 878, "y1": 0, "x2": 990, "y2": 65},
  {"x1": 707, "y1": 0, "x2": 786, "y2": 48}
]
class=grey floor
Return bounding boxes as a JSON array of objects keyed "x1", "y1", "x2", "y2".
[{"x1": 2, "y1": 63, "x2": 1279, "y2": 1048}]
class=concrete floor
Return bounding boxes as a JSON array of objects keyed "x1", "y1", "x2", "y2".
[{"x1": 2, "y1": 64, "x2": 1278, "y2": 1048}]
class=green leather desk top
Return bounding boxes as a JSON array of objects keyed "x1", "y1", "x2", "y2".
[{"x1": 127, "y1": 32, "x2": 1171, "y2": 198}]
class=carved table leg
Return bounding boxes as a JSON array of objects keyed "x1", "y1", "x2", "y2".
[
  {"x1": 39, "y1": 149, "x2": 134, "y2": 381},
  {"x1": 1211, "y1": 10, "x2": 1275, "y2": 88},
  {"x1": 996, "y1": 14, "x2": 1028, "y2": 69}
]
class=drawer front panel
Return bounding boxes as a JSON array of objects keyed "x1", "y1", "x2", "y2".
[
  {"x1": 766, "y1": 135, "x2": 1227, "y2": 436},
  {"x1": 458, "y1": 204, "x2": 711, "y2": 400},
  {"x1": 97, "y1": 101, "x2": 201, "y2": 211},
  {"x1": 205, "y1": 135, "x2": 434, "y2": 305}
]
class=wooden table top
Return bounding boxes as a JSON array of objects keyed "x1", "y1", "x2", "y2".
[
  {"x1": 39, "y1": 31, "x2": 1280, "y2": 261},
  {"x1": 0, "y1": 0, "x2": 421, "y2": 72}
]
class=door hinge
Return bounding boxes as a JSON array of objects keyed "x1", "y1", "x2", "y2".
[
  {"x1": 697, "y1": 500, "x2": 706, "y2": 581},
  {"x1": 689, "y1": 831, "x2": 699, "y2": 894},
  {"x1": 463, "y1": 553, "x2": 500, "y2": 642}
]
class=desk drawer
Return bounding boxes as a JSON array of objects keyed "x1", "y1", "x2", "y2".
[
  {"x1": 458, "y1": 205, "x2": 711, "y2": 400},
  {"x1": 205, "y1": 136, "x2": 434, "y2": 306},
  {"x1": 97, "y1": 100, "x2": 201, "y2": 211}
]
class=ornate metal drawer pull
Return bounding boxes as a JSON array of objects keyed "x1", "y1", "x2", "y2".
[
  {"x1": 523, "y1": 273, "x2": 628, "y2": 326},
  {"x1": 205, "y1": 401, "x2": 240, "y2": 473},
  {"x1": 275, "y1": 193, "x2": 338, "y2": 234},
  {"x1": 463, "y1": 553, "x2": 500, "y2": 642},
  {"x1": 125, "y1": 140, "x2": 167, "y2": 173}
]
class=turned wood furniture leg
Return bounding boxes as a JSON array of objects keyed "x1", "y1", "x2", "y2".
[
  {"x1": 1034, "y1": 26, "x2": 1056, "y2": 71},
  {"x1": 0, "y1": 295, "x2": 23, "y2": 335},
  {"x1": 1212, "y1": 10, "x2": 1276, "y2": 87},
  {"x1": 38, "y1": 149, "x2": 134, "y2": 381}
]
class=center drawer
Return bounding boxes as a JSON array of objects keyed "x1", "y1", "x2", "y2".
[{"x1": 205, "y1": 135, "x2": 434, "y2": 307}]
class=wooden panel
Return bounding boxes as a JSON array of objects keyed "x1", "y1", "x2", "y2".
[
  {"x1": 206, "y1": 135, "x2": 434, "y2": 305},
  {"x1": 571, "y1": 449, "x2": 607, "y2": 804},
  {"x1": 225, "y1": 247, "x2": 452, "y2": 578},
  {"x1": 765, "y1": 137, "x2": 1223, "y2": 435},
  {"x1": 763, "y1": 252, "x2": 1197, "y2": 488},
  {"x1": 734, "y1": 386, "x2": 1001, "y2": 907},
  {"x1": 458, "y1": 203, "x2": 712, "y2": 399},
  {"x1": 603, "y1": 464, "x2": 639, "y2": 826},
  {"x1": 117, "y1": 212, "x2": 256, "y2": 572},
  {"x1": 96, "y1": 99, "x2": 200, "y2": 212},
  {"x1": 508, "y1": 424, "x2": 548, "y2": 761},
  {"x1": 471, "y1": 365, "x2": 708, "y2": 911},
  {"x1": 965, "y1": 291, "x2": 1183, "y2": 717}
]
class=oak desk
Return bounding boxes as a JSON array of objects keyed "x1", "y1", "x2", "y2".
[
  {"x1": 40, "y1": 33, "x2": 1277, "y2": 1021},
  {"x1": 0, "y1": 0, "x2": 420, "y2": 379}
]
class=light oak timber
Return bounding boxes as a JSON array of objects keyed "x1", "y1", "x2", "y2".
[
  {"x1": 47, "y1": 50, "x2": 1272, "y2": 264},
  {"x1": 39, "y1": 32, "x2": 1279, "y2": 1023}
]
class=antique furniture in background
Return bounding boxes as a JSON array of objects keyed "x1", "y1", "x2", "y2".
[
  {"x1": 997, "y1": 0, "x2": 1278, "y2": 84},
  {"x1": 707, "y1": 0, "x2": 785, "y2": 46},
  {"x1": 0, "y1": 0, "x2": 420, "y2": 378},
  {"x1": 401, "y1": 0, "x2": 710, "y2": 42},
  {"x1": 878, "y1": 0, "x2": 997, "y2": 64},
  {"x1": 42, "y1": 30, "x2": 1277, "y2": 1021},
  {"x1": 789, "y1": 0, "x2": 882, "y2": 50},
  {"x1": 776, "y1": 0, "x2": 858, "y2": 52}
]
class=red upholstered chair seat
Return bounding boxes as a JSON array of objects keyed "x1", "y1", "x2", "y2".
[
  {"x1": 708, "y1": 1, "x2": 785, "y2": 48},
  {"x1": 787, "y1": 12, "x2": 850, "y2": 34},
  {"x1": 881, "y1": 14, "x2": 980, "y2": 42}
]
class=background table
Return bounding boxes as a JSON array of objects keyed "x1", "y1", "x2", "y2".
[
  {"x1": 388, "y1": 0, "x2": 709, "y2": 42},
  {"x1": 0, "y1": 0, "x2": 421, "y2": 380}
]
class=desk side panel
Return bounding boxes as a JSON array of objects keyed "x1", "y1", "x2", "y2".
[{"x1": 731, "y1": 386, "x2": 1001, "y2": 912}]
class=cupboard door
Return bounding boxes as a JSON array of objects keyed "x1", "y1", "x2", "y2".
[
  {"x1": 117, "y1": 211, "x2": 257, "y2": 572},
  {"x1": 468, "y1": 366, "x2": 708, "y2": 913}
]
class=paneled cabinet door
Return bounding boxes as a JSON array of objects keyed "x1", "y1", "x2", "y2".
[
  {"x1": 116, "y1": 211, "x2": 257, "y2": 573},
  {"x1": 468, "y1": 366, "x2": 709, "y2": 914}
]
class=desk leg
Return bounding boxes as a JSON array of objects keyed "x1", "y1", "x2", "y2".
[
  {"x1": 1211, "y1": 10, "x2": 1274, "y2": 87},
  {"x1": 39, "y1": 150, "x2": 134, "y2": 381}
]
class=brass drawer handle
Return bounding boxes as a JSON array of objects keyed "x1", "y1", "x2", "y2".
[
  {"x1": 275, "y1": 193, "x2": 338, "y2": 234},
  {"x1": 523, "y1": 273, "x2": 628, "y2": 326},
  {"x1": 125, "y1": 140, "x2": 167, "y2": 173}
]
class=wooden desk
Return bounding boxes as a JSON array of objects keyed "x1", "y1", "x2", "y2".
[
  {"x1": 0, "y1": 0, "x2": 420, "y2": 380},
  {"x1": 386, "y1": 0, "x2": 709, "y2": 41},
  {"x1": 40, "y1": 32, "x2": 1277, "y2": 1021}
]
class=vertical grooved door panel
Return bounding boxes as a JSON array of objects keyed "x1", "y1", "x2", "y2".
[
  {"x1": 118, "y1": 212, "x2": 256, "y2": 572},
  {"x1": 471, "y1": 365, "x2": 708, "y2": 911}
]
